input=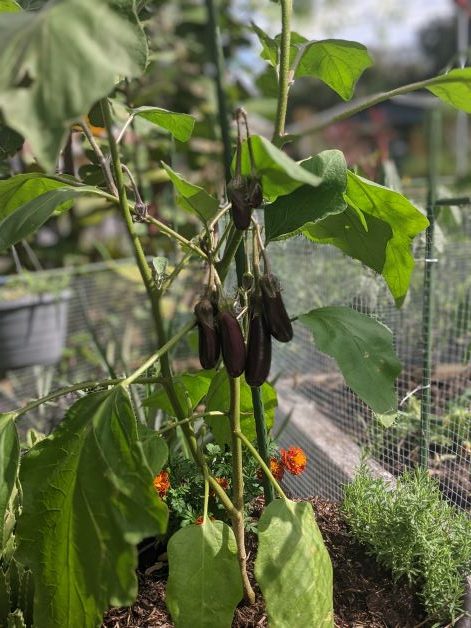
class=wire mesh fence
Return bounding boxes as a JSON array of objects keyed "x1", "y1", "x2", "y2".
[{"x1": 0, "y1": 195, "x2": 470, "y2": 508}]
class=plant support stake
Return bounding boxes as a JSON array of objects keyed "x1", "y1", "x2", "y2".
[{"x1": 420, "y1": 108, "x2": 441, "y2": 468}]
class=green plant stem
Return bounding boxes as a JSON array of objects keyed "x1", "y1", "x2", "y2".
[
  {"x1": 236, "y1": 430, "x2": 287, "y2": 501},
  {"x1": 216, "y1": 226, "x2": 244, "y2": 281},
  {"x1": 80, "y1": 118, "x2": 118, "y2": 195},
  {"x1": 144, "y1": 215, "x2": 207, "y2": 259},
  {"x1": 272, "y1": 0, "x2": 293, "y2": 146},
  {"x1": 283, "y1": 76, "x2": 448, "y2": 143},
  {"x1": 251, "y1": 388, "x2": 275, "y2": 504},
  {"x1": 205, "y1": 0, "x2": 232, "y2": 182},
  {"x1": 203, "y1": 476, "x2": 210, "y2": 523},
  {"x1": 121, "y1": 320, "x2": 195, "y2": 387},
  {"x1": 101, "y1": 97, "x2": 236, "y2": 516},
  {"x1": 14, "y1": 376, "x2": 164, "y2": 419},
  {"x1": 229, "y1": 376, "x2": 256, "y2": 604}
]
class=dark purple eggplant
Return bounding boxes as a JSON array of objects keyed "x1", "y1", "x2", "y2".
[
  {"x1": 227, "y1": 175, "x2": 251, "y2": 230},
  {"x1": 245, "y1": 296, "x2": 272, "y2": 387},
  {"x1": 260, "y1": 273, "x2": 293, "y2": 343},
  {"x1": 218, "y1": 309, "x2": 246, "y2": 378},
  {"x1": 194, "y1": 298, "x2": 220, "y2": 369}
]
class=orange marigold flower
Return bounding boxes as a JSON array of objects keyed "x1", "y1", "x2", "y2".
[
  {"x1": 153, "y1": 470, "x2": 170, "y2": 497},
  {"x1": 215, "y1": 476, "x2": 229, "y2": 490},
  {"x1": 195, "y1": 515, "x2": 215, "y2": 525},
  {"x1": 281, "y1": 446, "x2": 307, "y2": 475},
  {"x1": 269, "y1": 458, "x2": 285, "y2": 481}
]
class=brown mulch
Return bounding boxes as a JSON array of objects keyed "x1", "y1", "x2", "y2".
[{"x1": 103, "y1": 497, "x2": 427, "y2": 628}]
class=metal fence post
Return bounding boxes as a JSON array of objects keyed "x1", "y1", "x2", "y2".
[{"x1": 420, "y1": 107, "x2": 441, "y2": 468}]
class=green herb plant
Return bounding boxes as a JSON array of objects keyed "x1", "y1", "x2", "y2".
[
  {"x1": 1, "y1": 0, "x2": 471, "y2": 626},
  {"x1": 343, "y1": 466, "x2": 471, "y2": 624}
]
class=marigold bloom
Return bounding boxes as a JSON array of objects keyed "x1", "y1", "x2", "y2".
[
  {"x1": 269, "y1": 458, "x2": 285, "y2": 481},
  {"x1": 153, "y1": 470, "x2": 170, "y2": 497},
  {"x1": 215, "y1": 476, "x2": 229, "y2": 490},
  {"x1": 195, "y1": 515, "x2": 215, "y2": 525},
  {"x1": 281, "y1": 446, "x2": 307, "y2": 475}
]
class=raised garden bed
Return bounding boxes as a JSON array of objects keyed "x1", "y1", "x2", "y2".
[{"x1": 103, "y1": 497, "x2": 426, "y2": 628}]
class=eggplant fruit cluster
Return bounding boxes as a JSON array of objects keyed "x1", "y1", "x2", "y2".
[{"x1": 194, "y1": 273, "x2": 292, "y2": 387}]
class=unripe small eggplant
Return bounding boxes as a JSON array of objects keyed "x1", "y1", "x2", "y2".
[
  {"x1": 194, "y1": 298, "x2": 220, "y2": 370},
  {"x1": 260, "y1": 273, "x2": 293, "y2": 343},
  {"x1": 248, "y1": 176, "x2": 263, "y2": 209},
  {"x1": 245, "y1": 296, "x2": 272, "y2": 387},
  {"x1": 218, "y1": 309, "x2": 246, "y2": 378},
  {"x1": 227, "y1": 175, "x2": 251, "y2": 230}
]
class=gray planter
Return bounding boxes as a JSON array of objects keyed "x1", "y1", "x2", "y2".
[{"x1": 0, "y1": 290, "x2": 71, "y2": 371}]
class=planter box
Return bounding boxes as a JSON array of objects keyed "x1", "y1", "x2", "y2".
[{"x1": 0, "y1": 290, "x2": 71, "y2": 371}]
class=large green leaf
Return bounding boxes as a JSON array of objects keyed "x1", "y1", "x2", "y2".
[
  {"x1": 166, "y1": 520, "x2": 243, "y2": 628},
  {"x1": 295, "y1": 39, "x2": 373, "y2": 100},
  {"x1": 426, "y1": 68, "x2": 471, "y2": 113},
  {"x1": 0, "y1": 413, "x2": 19, "y2": 552},
  {"x1": 16, "y1": 388, "x2": 169, "y2": 628},
  {"x1": 136, "y1": 421, "x2": 169, "y2": 476},
  {"x1": 255, "y1": 499, "x2": 333, "y2": 627},
  {"x1": 0, "y1": 184, "x2": 109, "y2": 252},
  {"x1": 162, "y1": 163, "x2": 219, "y2": 222},
  {"x1": 132, "y1": 107, "x2": 195, "y2": 142},
  {"x1": 299, "y1": 307, "x2": 402, "y2": 413},
  {"x1": 303, "y1": 206, "x2": 392, "y2": 277},
  {"x1": 143, "y1": 369, "x2": 216, "y2": 414},
  {"x1": 251, "y1": 22, "x2": 278, "y2": 66},
  {"x1": 236, "y1": 135, "x2": 323, "y2": 202},
  {"x1": 264, "y1": 149, "x2": 347, "y2": 242},
  {"x1": 205, "y1": 371, "x2": 277, "y2": 446},
  {"x1": 345, "y1": 172, "x2": 428, "y2": 305},
  {"x1": 302, "y1": 172, "x2": 428, "y2": 305},
  {"x1": 0, "y1": 0, "x2": 20, "y2": 12},
  {"x1": 0, "y1": 173, "x2": 69, "y2": 221},
  {"x1": 0, "y1": 0, "x2": 147, "y2": 169}
]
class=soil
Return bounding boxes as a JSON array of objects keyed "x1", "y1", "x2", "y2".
[{"x1": 102, "y1": 497, "x2": 427, "y2": 628}]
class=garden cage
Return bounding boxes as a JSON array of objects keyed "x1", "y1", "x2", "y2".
[{"x1": 1, "y1": 193, "x2": 470, "y2": 511}]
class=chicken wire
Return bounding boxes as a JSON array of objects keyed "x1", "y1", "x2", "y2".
[
  {"x1": 271, "y1": 198, "x2": 471, "y2": 509},
  {"x1": 0, "y1": 204, "x2": 470, "y2": 509}
]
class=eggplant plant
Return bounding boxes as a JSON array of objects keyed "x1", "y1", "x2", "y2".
[{"x1": 1, "y1": 0, "x2": 470, "y2": 627}]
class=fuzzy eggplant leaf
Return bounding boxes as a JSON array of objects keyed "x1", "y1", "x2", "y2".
[
  {"x1": 425, "y1": 68, "x2": 471, "y2": 113},
  {"x1": 303, "y1": 206, "x2": 392, "y2": 275},
  {"x1": 136, "y1": 421, "x2": 169, "y2": 476},
  {"x1": 205, "y1": 371, "x2": 277, "y2": 446},
  {"x1": 295, "y1": 39, "x2": 373, "y2": 100},
  {"x1": 0, "y1": 0, "x2": 147, "y2": 169},
  {"x1": 255, "y1": 499, "x2": 333, "y2": 627},
  {"x1": 236, "y1": 135, "x2": 323, "y2": 202},
  {"x1": 0, "y1": 0, "x2": 20, "y2": 12},
  {"x1": 15, "y1": 388, "x2": 168, "y2": 628},
  {"x1": 299, "y1": 307, "x2": 402, "y2": 414},
  {"x1": 166, "y1": 520, "x2": 243, "y2": 628},
  {"x1": 303, "y1": 172, "x2": 428, "y2": 305},
  {"x1": 162, "y1": 162, "x2": 219, "y2": 222},
  {"x1": 251, "y1": 23, "x2": 278, "y2": 66},
  {"x1": 132, "y1": 107, "x2": 195, "y2": 142},
  {"x1": 0, "y1": 413, "x2": 19, "y2": 552},
  {"x1": 142, "y1": 369, "x2": 217, "y2": 414},
  {"x1": 264, "y1": 149, "x2": 347, "y2": 242},
  {"x1": 0, "y1": 173, "x2": 69, "y2": 220},
  {"x1": 0, "y1": 183, "x2": 110, "y2": 252}
]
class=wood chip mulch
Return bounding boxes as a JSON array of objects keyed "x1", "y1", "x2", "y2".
[{"x1": 103, "y1": 497, "x2": 428, "y2": 628}]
